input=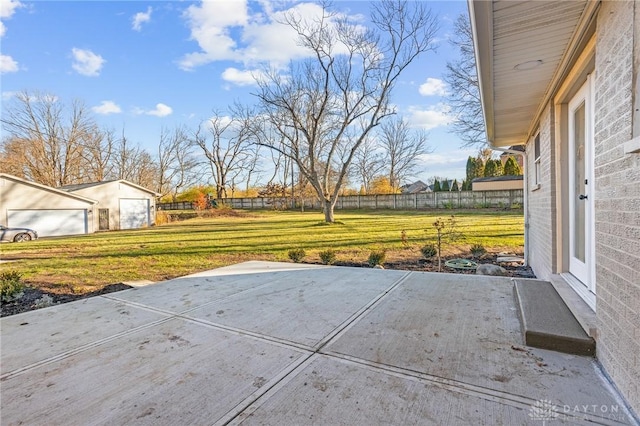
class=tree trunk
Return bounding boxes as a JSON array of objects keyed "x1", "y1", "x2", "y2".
[{"x1": 323, "y1": 199, "x2": 335, "y2": 223}]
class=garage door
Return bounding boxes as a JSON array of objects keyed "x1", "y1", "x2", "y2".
[
  {"x1": 7, "y1": 209, "x2": 88, "y2": 237},
  {"x1": 119, "y1": 199, "x2": 149, "y2": 230}
]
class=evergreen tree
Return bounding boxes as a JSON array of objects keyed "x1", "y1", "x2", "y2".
[
  {"x1": 451, "y1": 179, "x2": 459, "y2": 191},
  {"x1": 433, "y1": 179, "x2": 442, "y2": 192},
  {"x1": 484, "y1": 159, "x2": 500, "y2": 177},
  {"x1": 474, "y1": 156, "x2": 485, "y2": 178},
  {"x1": 461, "y1": 179, "x2": 468, "y2": 190},
  {"x1": 441, "y1": 179, "x2": 450, "y2": 191},
  {"x1": 494, "y1": 158, "x2": 504, "y2": 176},
  {"x1": 465, "y1": 156, "x2": 476, "y2": 183},
  {"x1": 503, "y1": 156, "x2": 522, "y2": 176}
]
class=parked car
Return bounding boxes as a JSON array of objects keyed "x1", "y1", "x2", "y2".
[{"x1": 0, "y1": 225, "x2": 38, "y2": 242}]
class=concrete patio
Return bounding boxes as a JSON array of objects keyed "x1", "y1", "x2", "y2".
[{"x1": 0, "y1": 261, "x2": 635, "y2": 425}]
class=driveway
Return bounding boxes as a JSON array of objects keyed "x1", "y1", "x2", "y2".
[{"x1": 0, "y1": 261, "x2": 635, "y2": 425}]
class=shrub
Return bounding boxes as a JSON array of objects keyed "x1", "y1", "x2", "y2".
[
  {"x1": 33, "y1": 294, "x2": 56, "y2": 309},
  {"x1": 400, "y1": 230, "x2": 409, "y2": 248},
  {"x1": 288, "y1": 248, "x2": 306, "y2": 263},
  {"x1": 442, "y1": 201, "x2": 455, "y2": 209},
  {"x1": 470, "y1": 244, "x2": 487, "y2": 258},
  {"x1": 155, "y1": 211, "x2": 169, "y2": 225},
  {"x1": 420, "y1": 244, "x2": 437, "y2": 259},
  {"x1": 368, "y1": 250, "x2": 386, "y2": 267},
  {"x1": 1, "y1": 271, "x2": 25, "y2": 302},
  {"x1": 319, "y1": 249, "x2": 337, "y2": 265}
]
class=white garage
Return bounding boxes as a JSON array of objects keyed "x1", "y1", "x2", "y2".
[
  {"x1": 7, "y1": 209, "x2": 88, "y2": 237},
  {"x1": 119, "y1": 199, "x2": 150, "y2": 229},
  {"x1": 61, "y1": 180, "x2": 158, "y2": 231},
  {"x1": 0, "y1": 174, "x2": 97, "y2": 238}
]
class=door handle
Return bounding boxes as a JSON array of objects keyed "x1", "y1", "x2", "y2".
[{"x1": 579, "y1": 194, "x2": 588, "y2": 200}]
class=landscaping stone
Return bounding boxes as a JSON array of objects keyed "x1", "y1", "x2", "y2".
[
  {"x1": 476, "y1": 264, "x2": 507, "y2": 276},
  {"x1": 496, "y1": 256, "x2": 524, "y2": 264}
]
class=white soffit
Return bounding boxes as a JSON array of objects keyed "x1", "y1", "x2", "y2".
[{"x1": 477, "y1": 0, "x2": 588, "y2": 147}]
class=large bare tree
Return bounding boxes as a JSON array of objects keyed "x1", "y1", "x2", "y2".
[
  {"x1": 443, "y1": 13, "x2": 486, "y2": 147},
  {"x1": 157, "y1": 125, "x2": 198, "y2": 201},
  {"x1": 255, "y1": 0, "x2": 438, "y2": 222},
  {"x1": 193, "y1": 108, "x2": 258, "y2": 199},
  {"x1": 379, "y1": 117, "x2": 431, "y2": 191},
  {"x1": 0, "y1": 91, "x2": 95, "y2": 186}
]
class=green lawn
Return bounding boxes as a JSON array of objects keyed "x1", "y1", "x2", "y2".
[{"x1": 0, "y1": 209, "x2": 523, "y2": 293}]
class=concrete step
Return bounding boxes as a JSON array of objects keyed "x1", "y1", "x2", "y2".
[{"x1": 514, "y1": 279, "x2": 595, "y2": 356}]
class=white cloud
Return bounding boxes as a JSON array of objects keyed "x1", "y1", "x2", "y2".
[
  {"x1": 132, "y1": 6, "x2": 152, "y2": 32},
  {"x1": 0, "y1": 0, "x2": 22, "y2": 18},
  {"x1": 134, "y1": 103, "x2": 173, "y2": 117},
  {"x1": 179, "y1": 0, "x2": 248, "y2": 69},
  {"x1": 178, "y1": 1, "x2": 353, "y2": 71},
  {"x1": 0, "y1": 54, "x2": 18, "y2": 73},
  {"x1": 71, "y1": 48, "x2": 105, "y2": 76},
  {"x1": 419, "y1": 77, "x2": 448, "y2": 97},
  {"x1": 221, "y1": 67, "x2": 266, "y2": 86},
  {"x1": 1, "y1": 0, "x2": 22, "y2": 37},
  {"x1": 92, "y1": 100, "x2": 121, "y2": 115},
  {"x1": 407, "y1": 104, "x2": 453, "y2": 130}
]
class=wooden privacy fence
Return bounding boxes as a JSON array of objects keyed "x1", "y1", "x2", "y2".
[{"x1": 158, "y1": 190, "x2": 523, "y2": 211}]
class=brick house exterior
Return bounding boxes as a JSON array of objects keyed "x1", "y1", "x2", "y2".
[{"x1": 471, "y1": 0, "x2": 639, "y2": 415}]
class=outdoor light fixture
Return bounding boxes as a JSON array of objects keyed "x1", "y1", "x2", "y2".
[{"x1": 514, "y1": 60, "x2": 543, "y2": 71}]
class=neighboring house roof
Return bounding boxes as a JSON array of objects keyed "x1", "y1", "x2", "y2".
[
  {"x1": 401, "y1": 180, "x2": 430, "y2": 194},
  {"x1": 472, "y1": 175, "x2": 524, "y2": 183},
  {"x1": 59, "y1": 181, "x2": 118, "y2": 191},
  {"x1": 59, "y1": 179, "x2": 160, "y2": 196},
  {"x1": 0, "y1": 173, "x2": 97, "y2": 204},
  {"x1": 469, "y1": 0, "x2": 595, "y2": 147}
]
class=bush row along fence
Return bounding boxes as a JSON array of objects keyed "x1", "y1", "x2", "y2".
[{"x1": 158, "y1": 189, "x2": 524, "y2": 211}]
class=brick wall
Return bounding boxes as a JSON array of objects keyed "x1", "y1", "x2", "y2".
[
  {"x1": 526, "y1": 104, "x2": 555, "y2": 280},
  {"x1": 594, "y1": 0, "x2": 639, "y2": 415}
]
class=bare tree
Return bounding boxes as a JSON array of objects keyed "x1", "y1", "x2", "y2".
[
  {"x1": 192, "y1": 109, "x2": 257, "y2": 199},
  {"x1": 157, "y1": 125, "x2": 197, "y2": 201},
  {"x1": 443, "y1": 14, "x2": 486, "y2": 147},
  {"x1": 0, "y1": 137, "x2": 28, "y2": 178},
  {"x1": 113, "y1": 131, "x2": 158, "y2": 189},
  {"x1": 80, "y1": 127, "x2": 115, "y2": 182},
  {"x1": 352, "y1": 136, "x2": 384, "y2": 193},
  {"x1": 255, "y1": 0, "x2": 438, "y2": 222},
  {"x1": 379, "y1": 117, "x2": 431, "y2": 191},
  {"x1": 0, "y1": 91, "x2": 95, "y2": 186}
]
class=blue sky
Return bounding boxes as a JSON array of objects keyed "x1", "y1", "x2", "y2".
[{"x1": 1, "y1": 0, "x2": 477, "y2": 184}]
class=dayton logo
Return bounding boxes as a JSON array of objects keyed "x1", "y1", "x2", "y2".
[{"x1": 529, "y1": 399, "x2": 559, "y2": 423}]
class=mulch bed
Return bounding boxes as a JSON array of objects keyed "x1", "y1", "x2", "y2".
[
  {"x1": 1, "y1": 256, "x2": 534, "y2": 318},
  {"x1": 1, "y1": 283, "x2": 132, "y2": 318}
]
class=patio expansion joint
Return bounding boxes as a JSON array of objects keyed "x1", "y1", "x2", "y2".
[
  {"x1": 214, "y1": 271, "x2": 414, "y2": 426},
  {"x1": 312, "y1": 353, "x2": 629, "y2": 426},
  {"x1": 0, "y1": 316, "x2": 175, "y2": 381}
]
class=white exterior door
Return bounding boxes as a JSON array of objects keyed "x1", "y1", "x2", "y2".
[
  {"x1": 568, "y1": 77, "x2": 595, "y2": 302},
  {"x1": 7, "y1": 209, "x2": 88, "y2": 237},
  {"x1": 119, "y1": 199, "x2": 149, "y2": 229}
]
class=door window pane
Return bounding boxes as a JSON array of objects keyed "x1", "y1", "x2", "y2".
[{"x1": 574, "y1": 102, "x2": 586, "y2": 262}]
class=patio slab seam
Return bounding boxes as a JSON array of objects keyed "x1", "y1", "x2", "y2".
[
  {"x1": 213, "y1": 271, "x2": 414, "y2": 425},
  {"x1": 318, "y1": 352, "x2": 627, "y2": 426},
  {"x1": 0, "y1": 315, "x2": 174, "y2": 381}
]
